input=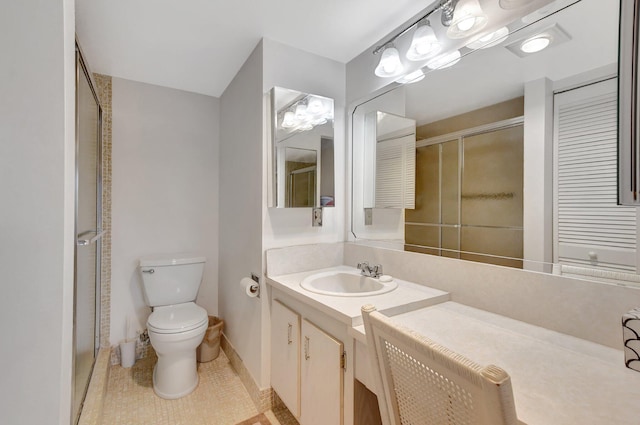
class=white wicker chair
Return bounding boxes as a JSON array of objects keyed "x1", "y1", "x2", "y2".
[{"x1": 362, "y1": 305, "x2": 519, "y2": 425}]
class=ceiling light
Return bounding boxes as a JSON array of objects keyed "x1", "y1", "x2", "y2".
[
  {"x1": 426, "y1": 50, "x2": 461, "y2": 70},
  {"x1": 520, "y1": 35, "x2": 551, "y2": 53},
  {"x1": 396, "y1": 69, "x2": 426, "y2": 84},
  {"x1": 295, "y1": 104, "x2": 307, "y2": 119},
  {"x1": 375, "y1": 43, "x2": 404, "y2": 77},
  {"x1": 406, "y1": 20, "x2": 441, "y2": 61},
  {"x1": 447, "y1": 0, "x2": 488, "y2": 39},
  {"x1": 466, "y1": 26, "x2": 510, "y2": 50}
]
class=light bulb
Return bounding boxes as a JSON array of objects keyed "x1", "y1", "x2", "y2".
[
  {"x1": 447, "y1": 0, "x2": 487, "y2": 39},
  {"x1": 375, "y1": 44, "x2": 404, "y2": 77},
  {"x1": 281, "y1": 111, "x2": 296, "y2": 128},
  {"x1": 295, "y1": 104, "x2": 307, "y2": 119},
  {"x1": 406, "y1": 20, "x2": 441, "y2": 61},
  {"x1": 426, "y1": 50, "x2": 461, "y2": 70},
  {"x1": 307, "y1": 96, "x2": 325, "y2": 115},
  {"x1": 521, "y1": 35, "x2": 551, "y2": 53}
]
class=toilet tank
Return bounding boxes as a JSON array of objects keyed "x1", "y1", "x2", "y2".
[{"x1": 139, "y1": 255, "x2": 206, "y2": 307}]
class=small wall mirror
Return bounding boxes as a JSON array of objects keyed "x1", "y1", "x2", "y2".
[
  {"x1": 270, "y1": 87, "x2": 335, "y2": 208},
  {"x1": 364, "y1": 111, "x2": 416, "y2": 209}
]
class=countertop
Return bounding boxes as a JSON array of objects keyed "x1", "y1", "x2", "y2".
[
  {"x1": 266, "y1": 265, "x2": 450, "y2": 327},
  {"x1": 359, "y1": 301, "x2": 640, "y2": 425}
]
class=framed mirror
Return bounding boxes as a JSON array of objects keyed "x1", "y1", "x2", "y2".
[
  {"x1": 351, "y1": 0, "x2": 640, "y2": 279},
  {"x1": 270, "y1": 87, "x2": 335, "y2": 208}
]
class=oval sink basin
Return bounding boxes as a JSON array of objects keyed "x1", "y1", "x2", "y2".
[{"x1": 300, "y1": 270, "x2": 398, "y2": 297}]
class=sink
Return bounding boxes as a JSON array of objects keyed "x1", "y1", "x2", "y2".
[{"x1": 300, "y1": 270, "x2": 398, "y2": 297}]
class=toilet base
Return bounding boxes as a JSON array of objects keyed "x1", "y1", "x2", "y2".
[{"x1": 152, "y1": 363, "x2": 199, "y2": 399}]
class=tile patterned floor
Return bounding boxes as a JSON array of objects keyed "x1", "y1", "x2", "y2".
[{"x1": 102, "y1": 351, "x2": 286, "y2": 425}]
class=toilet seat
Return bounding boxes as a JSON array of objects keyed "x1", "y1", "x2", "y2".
[{"x1": 147, "y1": 302, "x2": 208, "y2": 334}]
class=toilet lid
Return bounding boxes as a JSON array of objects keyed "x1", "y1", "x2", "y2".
[{"x1": 147, "y1": 302, "x2": 208, "y2": 334}]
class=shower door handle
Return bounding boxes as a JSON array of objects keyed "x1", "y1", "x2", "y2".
[{"x1": 77, "y1": 230, "x2": 104, "y2": 246}]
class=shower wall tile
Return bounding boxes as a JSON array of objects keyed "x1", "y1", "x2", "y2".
[{"x1": 94, "y1": 73, "x2": 112, "y2": 349}]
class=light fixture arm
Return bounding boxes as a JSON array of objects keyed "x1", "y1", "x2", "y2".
[{"x1": 372, "y1": 0, "x2": 458, "y2": 55}]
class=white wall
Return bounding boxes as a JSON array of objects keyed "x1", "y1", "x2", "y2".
[
  {"x1": 111, "y1": 78, "x2": 220, "y2": 345},
  {"x1": 0, "y1": 0, "x2": 75, "y2": 423},
  {"x1": 219, "y1": 42, "x2": 265, "y2": 387}
]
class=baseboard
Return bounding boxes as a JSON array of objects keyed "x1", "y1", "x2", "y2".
[{"x1": 220, "y1": 333, "x2": 273, "y2": 412}]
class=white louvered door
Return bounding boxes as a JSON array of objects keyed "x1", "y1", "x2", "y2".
[
  {"x1": 554, "y1": 78, "x2": 638, "y2": 271},
  {"x1": 375, "y1": 134, "x2": 416, "y2": 209}
]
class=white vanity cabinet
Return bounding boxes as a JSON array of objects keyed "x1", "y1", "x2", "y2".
[{"x1": 271, "y1": 298, "x2": 345, "y2": 425}]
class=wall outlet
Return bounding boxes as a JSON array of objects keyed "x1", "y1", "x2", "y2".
[
  {"x1": 365, "y1": 208, "x2": 373, "y2": 226},
  {"x1": 313, "y1": 207, "x2": 323, "y2": 227}
]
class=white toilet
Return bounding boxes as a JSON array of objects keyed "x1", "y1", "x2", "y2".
[{"x1": 139, "y1": 255, "x2": 209, "y2": 399}]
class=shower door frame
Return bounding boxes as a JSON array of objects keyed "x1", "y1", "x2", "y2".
[{"x1": 73, "y1": 38, "x2": 103, "y2": 425}]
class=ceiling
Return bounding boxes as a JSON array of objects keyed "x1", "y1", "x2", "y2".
[{"x1": 75, "y1": 0, "x2": 430, "y2": 97}]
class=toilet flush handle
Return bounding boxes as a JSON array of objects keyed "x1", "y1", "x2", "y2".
[{"x1": 142, "y1": 269, "x2": 155, "y2": 274}]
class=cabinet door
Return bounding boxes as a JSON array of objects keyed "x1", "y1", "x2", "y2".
[
  {"x1": 301, "y1": 319, "x2": 344, "y2": 425},
  {"x1": 271, "y1": 300, "x2": 301, "y2": 418}
]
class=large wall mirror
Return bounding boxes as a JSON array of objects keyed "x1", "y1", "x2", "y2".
[
  {"x1": 352, "y1": 0, "x2": 640, "y2": 284},
  {"x1": 270, "y1": 87, "x2": 335, "y2": 208}
]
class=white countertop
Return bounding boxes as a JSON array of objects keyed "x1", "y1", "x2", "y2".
[
  {"x1": 366, "y1": 301, "x2": 640, "y2": 425},
  {"x1": 266, "y1": 265, "x2": 450, "y2": 327}
]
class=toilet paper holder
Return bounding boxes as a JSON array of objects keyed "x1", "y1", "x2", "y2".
[{"x1": 250, "y1": 273, "x2": 260, "y2": 298}]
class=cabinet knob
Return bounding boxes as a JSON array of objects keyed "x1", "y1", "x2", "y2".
[
  {"x1": 304, "y1": 336, "x2": 310, "y2": 360},
  {"x1": 287, "y1": 323, "x2": 293, "y2": 345}
]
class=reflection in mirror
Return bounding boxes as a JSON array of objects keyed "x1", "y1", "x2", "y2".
[
  {"x1": 270, "y1": 87, "x2": 335, "y2": 208},
  {"x1": 352, "y1": 0, "x2": 640, "y2": 281},
  {"x1": 364, "y1": 111, "x2": 416, "y2": 209}
]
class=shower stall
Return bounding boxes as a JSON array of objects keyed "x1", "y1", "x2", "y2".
[{"x1": 73, "y1": 41, "x2": 102, "y2": 424}]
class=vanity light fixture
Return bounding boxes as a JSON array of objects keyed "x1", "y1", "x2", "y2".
[
  {"x1": 396, "y1": 69, "x2": 426, "y2": 84},
  {"x1": 375, "y1": 43, "x2": 405, "y2": 77},
  {"x1": 520, "y1": 35, "x2": 551, "y2": 53},
  {"x1": 406, "y1": 20, "x2": 441, "y2": 61},
  {"x1": 277, "y1": 94, "x2": 334, "y2": 132},
  {"x1": 446, "y1": 0, "x2": 488, "y2": 39},
  {"x1": 466, "y1": 26, "x2": 510, "y2": 49},
  {"x1": 426, "y1": 50, "x2": 462, "y2": 70}
]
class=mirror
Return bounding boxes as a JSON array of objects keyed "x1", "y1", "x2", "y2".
[
  {"x1": 364, "y1": 111, "x2": 416, "y2": 209},
  {"x1": 352, "y1": 0, "x2": 639, "y2": 278},
  {"x1": 270, "y1": 87, "x2": 335, "y2": 208}
]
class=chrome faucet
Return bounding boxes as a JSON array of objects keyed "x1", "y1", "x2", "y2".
[{"x1": 357, "y1": 261, "x2": 383, "y2": 278}]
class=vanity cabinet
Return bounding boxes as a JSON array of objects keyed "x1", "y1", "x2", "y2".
[{"x1": 271, "y1": 299, "x2": 345, "y2": 425}]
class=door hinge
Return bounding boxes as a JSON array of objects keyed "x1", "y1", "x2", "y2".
[{"x1": 340, "y1": 351, "x2": 347, "y2": 371}]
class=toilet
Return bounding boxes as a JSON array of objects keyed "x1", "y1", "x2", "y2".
[{"x1": 139, "y1": 255, "x2": 209, "y2": 399}]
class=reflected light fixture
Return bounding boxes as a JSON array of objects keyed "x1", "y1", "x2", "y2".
[
  {"x1": 466, "y1": 26, "x2": 510, "y2": 49},
  {"x1": 396, "y1": 69, "x2": 426, "y2": 84},
  {"x1": 520, "y1": 35, "x2": 551, "y2": 53},
  {"x1": 375, "y1": 43, "x2": 404, "y2": 77},
  {"x1": 406, "y1": 20, "x2": 441, "y2": 61},
  {"x1": 447, "y1": 0, "x2": 488, "y2": 39},
  {"x1": 426, "y1": 50, "x2": 461, "y2": 70}
]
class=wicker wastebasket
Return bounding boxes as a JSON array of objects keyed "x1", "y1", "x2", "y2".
[{"x1": 197, "y1": 316, "x2": 224, "y2": 362}]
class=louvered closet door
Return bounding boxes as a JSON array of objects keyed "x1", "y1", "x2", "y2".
[
  {"x1": 375, "y1": 134, "x2": 416, "y2": 209},
  {"x1": 554, "y1": 78, "x2": 638, "y2": 271}
]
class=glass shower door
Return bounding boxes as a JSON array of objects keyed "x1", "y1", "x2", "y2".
[{"x1": 73, "y1": 47, "x2": 102, "y2": 424}]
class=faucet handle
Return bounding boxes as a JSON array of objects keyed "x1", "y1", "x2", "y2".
[
  {"x1": 357, "y1": 261, "x2": 369, "y2": 270},
  {"x1": 373, "y1": 264, "x2": 383, "y2": 276}
]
